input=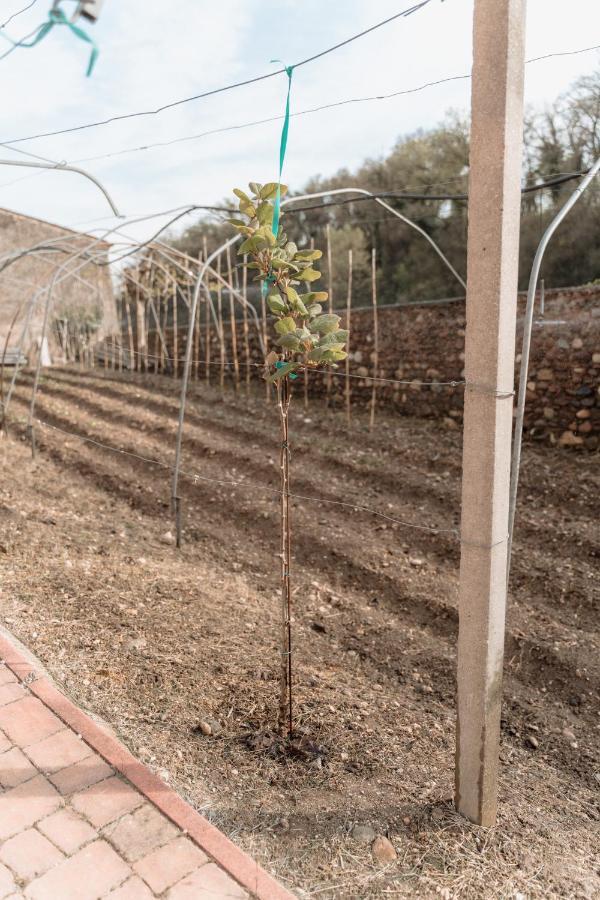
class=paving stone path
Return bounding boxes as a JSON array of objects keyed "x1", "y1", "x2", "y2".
[{"x1": 0, "y1": 653, "x2": 292, "y2": 900}]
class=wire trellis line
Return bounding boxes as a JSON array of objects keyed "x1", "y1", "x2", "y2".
[
  {"x1": 91, "y1": 343, "x2": 466, "y2": 389},
  {"x1": 0, "y1": 0, "x2": 39, "y2": 30},
  {"x1": 73, "y1": 351, "x2": 512, "y2": 397},
  {"x1": 26, "y1": 415, "x2": 459, "y2": 539},
  {"x1": 0, "y1": 1, "x2": 434, "y2": 146}
]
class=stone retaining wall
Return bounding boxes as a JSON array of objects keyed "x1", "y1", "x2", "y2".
[{"x1": 151, "y1": 284, "x2": 600, "y2": 449}]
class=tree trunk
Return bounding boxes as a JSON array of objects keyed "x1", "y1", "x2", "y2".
[
  {"x1": 345, "y1": 248, "x2": 353, "y2": 425},
  {"x1": 277, "y1": 377, "x2": 293, "y2": 737}
]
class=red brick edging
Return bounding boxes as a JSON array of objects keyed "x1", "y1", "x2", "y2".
[{"x1": 0, "y1": 631, "x2": 295, "y2": 900}]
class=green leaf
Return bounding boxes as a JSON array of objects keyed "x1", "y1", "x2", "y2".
[
  {"x1": 270, "y1": 257, "x2": 288, "y2": 270},
  {"x1": 320, "y1": 329, "x2": 348, "y2": 345},
  {"x1": 285, "y1": 286, "x2": 300, "y2": 302},
  {"x1": 233, "y1": 188, "x2": 251, "y2": 204},
  {"x1": 274, "y1": 316, "x2": 296, "y2": 335},
  {"x1": 238, "y1": 236, "x2": 259, "y2": 255},
  {"x1": 267, "y1": 295, "x2": 287, "y2": 314},
  {"x1": 285, "y1": 242, "x2": 298, "y2": 257},
  {"x1": 249, "y1": 181, "x2": 262, "y2": 196},
  {"x1": 257, "y1": 227, "x2": 277, "y2": 247},
  {"x1": 295, "y1": 297, "x2": 308, "y2": 316},
  {"x1": 256, "y1": 202, "x2": 274, "y2": 226},
  {"x1": 303, "y1": 291, "x2": 328, "y2": 303},
  {"x1": 240, "y1": 203, "x2": 257, "y2": 219},
  {"x1": 319, "y1": 342, "x2": 345, "y2": 353},
  {"x1": 260, "y1": 182, "x2": 279, "y2": 200},
  {"x1": 309, "y1": 314, "x2": 341, "y2": 334},
  {"x1": 227, "y1": 218, "x2": 247, "y2": 227},
  {"x1": 278, "y1": 333, "x2": 301, "y2": 350},
  {"x1": 322, "y1": 349, "x2": 347, "y2": 362},
  {"x1": 295, "y1": 249, "x2": 323, "y2": 261},
  {"x1": 298, "y1": 268, "x2": 321, "y2": 282},
  {"x1": 307, "y1": 304, "x2": 322, "y2": 318}
]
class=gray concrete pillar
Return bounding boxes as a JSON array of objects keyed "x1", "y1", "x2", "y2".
[{"x1": 456, "y1": 0, "x2": 527, "y2": 827}]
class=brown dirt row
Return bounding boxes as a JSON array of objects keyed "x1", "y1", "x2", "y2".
[{"x1": 0, "y1": 367, "x2": 598, "y2": 898}]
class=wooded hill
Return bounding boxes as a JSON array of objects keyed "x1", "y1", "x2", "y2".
[{"x1": 171, "y1": 67, "x2": 600, "y2": 305}]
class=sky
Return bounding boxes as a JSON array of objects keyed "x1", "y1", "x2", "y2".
[{"x1": 0, "y1": 0, "x2": 599, "y2": 244}]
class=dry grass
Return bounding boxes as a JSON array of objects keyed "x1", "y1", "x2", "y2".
[{"x1": 0, "y1": 368, "x2": 598, "y2": 898}]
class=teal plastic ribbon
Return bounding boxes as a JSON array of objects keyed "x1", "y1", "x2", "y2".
[
  {"x1": 261, "y1": 62, "x2": 294, "y2": 303},
  {"x1": 6, "y1": 6, "x2": 98, "y2": 76},
  {"x1": 275, "y1": 360, "x2": 297, "y2": 381},
  {"x1": 270, "y1": 62, "x2": 294, "y2": 238}
]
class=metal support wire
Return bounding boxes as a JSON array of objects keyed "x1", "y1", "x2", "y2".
[{"x1": 507, "y1": 154, "x2": 600, "y2": 579}]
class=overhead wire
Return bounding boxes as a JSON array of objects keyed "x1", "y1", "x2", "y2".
[
  {"x1": 0, "y1": 1, "x2": 39, "y2": 30},
  {"x1": 0, "y1": 1, "x2": 435, "y2": 146},
  {"x1": 21, "y1": 41, "x2": 600, "y2": 167},
  {"x1": 0, "y1": 22, "x2": 42, "y2": 62}
]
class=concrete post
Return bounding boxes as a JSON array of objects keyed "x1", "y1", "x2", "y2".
[{"x1": 456, "y1": 0, "x2": 527, "y2": 827}]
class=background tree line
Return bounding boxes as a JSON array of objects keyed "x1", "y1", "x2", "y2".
[{"x1": 170, "y1": 68, "x2": 600, "y2": 307}]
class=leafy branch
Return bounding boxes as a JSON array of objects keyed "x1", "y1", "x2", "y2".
[{"x1": 228, "y1": 182, "x2": 348, "y2": 382}]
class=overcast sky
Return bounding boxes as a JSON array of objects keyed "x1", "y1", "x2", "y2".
[{"x1": 0, "y1": 0, "x2": 599, "y2": 243}]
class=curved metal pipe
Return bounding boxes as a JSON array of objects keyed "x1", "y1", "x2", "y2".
[
  {"x1": 171, "y1": 234, "x2": 240, "y2": 510},
  {"x1": 283, "y1": 186, "x2": 466, "y2": 291},
  {"x1": 506, "y1": 155, "x2": 600, "y2": 579},
  {"x1": 0, "y1": 159, "x2": 121, "y2": 217}
]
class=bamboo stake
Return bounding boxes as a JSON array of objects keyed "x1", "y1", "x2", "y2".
[
  {"x1": 276, "y1": 376, "x2": 293, "y2": 736},
  {"x1": 369, "y1": 247, "x2": 378, "y2": 430},
  {"x1": 226, "y1": 246, "x2": 240, "y2": 391},
  {"x1": 217, "y1": 256, "x2": 225, "y2": 391},
  {"x1": 117, "y1": 299, "x2": 123, "y2": 372},
  {"x1": 144, "y1": 302, "x2": 149, "y2": 372},
  {"x1": 204, "y1": 237, "x2": 211, "y2": 385},
  {"x1": 325, "y1": 224, "x2": 334, "y2": 406},
  {"x1": 345, "y1": 248, "x2": 353, "y2": 425},
  {"x1": 143, "y1": 265, "x2": 150, "y2": 371},
  {"x1": 135, "y1": 280, "x2": 142, "y2": 371},
  {"x1": 242, "y1": 255, "x2": 250, "y2": 395},
  {"x1": 172, "y1": 280, "x2": 178, "y2": 378},
  {"x1": 152, "y1": 270, "x2": 160, "y2": 373},
  {"x1": 160, "y1": 289, "x2": 168, "y2": 374},
  {"x1": 125, "y1": 298, "x2": 134, "y2": 372}
]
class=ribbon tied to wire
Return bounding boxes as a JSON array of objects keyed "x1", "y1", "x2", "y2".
[
  {"x1": 4, "y1": 5, "x2": 98, "y2": 76},
  {"x1": 261, "y1": 62, "x2": 294, "y2": 301}
]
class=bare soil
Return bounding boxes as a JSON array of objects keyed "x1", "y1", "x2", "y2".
[{"x1": 1, "y1": 366, "x2": 598, "y2": 899}]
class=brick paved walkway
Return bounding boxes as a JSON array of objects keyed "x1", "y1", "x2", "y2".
[{"x1": 0, "y1": 638, "x2": 293, "y2": 900}]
